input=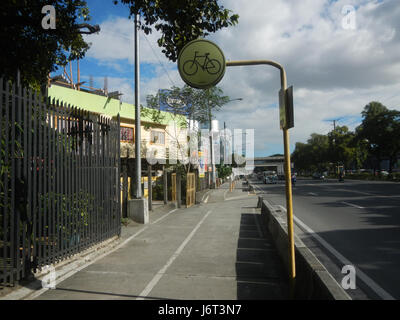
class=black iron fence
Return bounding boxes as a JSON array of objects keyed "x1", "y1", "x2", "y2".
[{"x1": 0, "y1": 78, "x2": 121, "y2": 286}]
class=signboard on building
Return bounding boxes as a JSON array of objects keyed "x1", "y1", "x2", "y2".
[{"x1": 199, "y1": 151, "x2": 206, "y2": 178}]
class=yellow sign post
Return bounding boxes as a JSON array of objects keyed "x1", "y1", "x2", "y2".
[
  {"x1": 226, "y1": 60, "x2": 296, "y2": 296},
  {"x1": 177, "y1": 40, "x2": 296, "y2": 297}
]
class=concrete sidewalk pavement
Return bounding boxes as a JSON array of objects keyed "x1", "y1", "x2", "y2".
[{"x1": 29, "y1": 181, "x2": 289, "y2": 300}]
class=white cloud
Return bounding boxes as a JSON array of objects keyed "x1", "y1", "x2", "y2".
[
  {"x1": 84, "y1": 0, "x2": 400, "y2": 156},
  {"x1": 209, "y1": 0, "x2": 400, "y2": 155},
  {"x1": 84, "y1": 17, "x2": 166, "y2": 65}
]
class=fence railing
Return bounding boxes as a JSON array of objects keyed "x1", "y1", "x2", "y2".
[{"x1": 0, "y1": 78, "x2": 121, "y2": 286}]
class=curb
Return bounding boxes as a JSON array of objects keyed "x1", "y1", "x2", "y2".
[{"x1": 255, "y1": 193, "x2": 351, "y2": 300}]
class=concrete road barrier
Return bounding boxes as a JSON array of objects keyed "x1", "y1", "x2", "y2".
[{"x1": 258, "y1": 196, "x2": 351, "y2": 300}]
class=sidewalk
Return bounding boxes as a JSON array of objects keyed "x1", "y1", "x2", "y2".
[{"x1": 26, "y1": 181, "x2": 289, "y2": 300}]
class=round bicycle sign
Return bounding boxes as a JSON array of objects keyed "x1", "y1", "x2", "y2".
[{"x1": 178, "y1": 39, "x2": 226, "y2": 89}]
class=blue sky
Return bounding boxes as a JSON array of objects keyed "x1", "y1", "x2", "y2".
[{"x1": 53, "y1": 0, "x2": 400, "y2": 157}]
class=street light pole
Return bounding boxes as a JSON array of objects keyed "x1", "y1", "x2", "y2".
[
  {"x1": 134, "y1": 14, "x2": 142, "y2": 199},
  {"x1": 207, "y1": 91, "x2": 216, "y2": 188}
]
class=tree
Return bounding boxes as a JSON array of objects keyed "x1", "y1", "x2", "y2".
[
  {"x1": 146, "y1": 85, "x2": 229, "y2": 125},
  {"x1": 356, "y1": 102, "x2": 400, "y2": 172},
  {"x1": 291, "y1": 142, "x2": 312, "y2": 174},
  {"x1": 291, "y1": 134, "x2": 330, "y2": 174},
  {"x1": 113, "y1": 0, "x2": 239, "y2": 61},
  {"x1": 328, "y1": 125, "x2": 357, "y2": 170},
  {"x1": 145, "y1": 85, "x2": 231, "y2": 175},
  {"x1": 0, "y1": 0, "x2": 98, "y2": 89},
  {"x1": 216, "y1": 164, "x2": 232, "y2": 180}
]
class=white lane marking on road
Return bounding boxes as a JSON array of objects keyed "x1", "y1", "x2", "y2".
[
  {"x1": 151, "y1": 209, "x2": 178, "y2": 225},
  {"x1": 204, "y1": 195, "x2": 210, "y2": 203},
  {"x1": 336, "y1": 189, "x2": 373, "y2": 196},
  {"x1": 276, "y1": 205, "x2": 395, "y2": 300},
  {"x1": 308, "y1": 192, "x2": 318, "y2": 196},
  {"x1": 252, "y1": 184, "x2": 268, "y2": 194},
  {"x1": 342, "y1": 201, "x2": 364, "y2": 209},
  {"x1": 137, "y1": 210, "x2": 213, "y2": 300},
  {"x1": 336, "y1": 189, "x2": 400, "y2": 199}
]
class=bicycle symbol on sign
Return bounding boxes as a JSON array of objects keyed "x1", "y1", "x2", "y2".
[{"x1": 182, "y1": 51, "x2": 222, "y2": 76}]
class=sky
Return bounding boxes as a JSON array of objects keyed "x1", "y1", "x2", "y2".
[{"x1": 57, "y1": 0, "x2": 400, "y2": 157}]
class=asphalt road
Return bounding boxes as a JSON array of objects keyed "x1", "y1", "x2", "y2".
[{"x1": 251, "y1": 177, "x2": 400, "y2": 300}]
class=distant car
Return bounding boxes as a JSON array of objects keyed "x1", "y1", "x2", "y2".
[
  {"x1": 264, "y1": 175, "x2": 278, "y2": 184},
  {"x1": 379, "y1": 170, "x2": 389, "y2": 176},
  {"x1": 312, "y1": 172, "x2": 325, "y2": 180},
  {"x1": 360, "y1": 169, "x2": 373, "y2": 174}
]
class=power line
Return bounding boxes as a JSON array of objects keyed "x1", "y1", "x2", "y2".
[
  {"x1": 142, "y1": 34, "x2": 176, "y2": 87},
  {"x1": 99, "y1": 28, "x2": 176, "y2": 88}
]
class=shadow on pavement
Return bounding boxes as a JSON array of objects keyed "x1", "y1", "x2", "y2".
[
  {"x1": 235, "y1": 213, "x2": 289, "y2": 300},
  {"x1": 46, "y1": 287, "x2": 174, "y2": 300}
]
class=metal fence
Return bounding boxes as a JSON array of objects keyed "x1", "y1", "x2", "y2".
[{"x1": 0, "y1": 78, "x2": 121, "y2": 286}]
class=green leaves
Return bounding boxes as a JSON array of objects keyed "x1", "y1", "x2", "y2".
[
  {"x1": 292, "y1": 101, "x2": 400, "y2": 174},
  {"x1": 146, "y1": 85, "x2": 229, "y2": 125},
  {"x1": 114, "y1": 0, "x2": 239, "y2": 61},
  {"x1": 216, "y1": 164, "x2": 232, "y2": 179},
  {"x1": 356, "y1": 102, "x2": 400, "y2": 171},
  {"x1": 1, "y1": 0, "x2": 92, "y2": 88}
]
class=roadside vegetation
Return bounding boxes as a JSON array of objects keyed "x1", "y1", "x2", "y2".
[{"x1": 292, "y1": 101, "x2": 400, "y2": 180}]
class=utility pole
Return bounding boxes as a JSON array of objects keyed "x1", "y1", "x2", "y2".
[
  {"x1": 223, "y1": 121, "x2": 226, "y2": 166},
  {"x1": 332, "y1": 119, "x2": 339, "y2": 176},
  {"x1": 134, "y1": 13, "x2": 142, "y2": 199},
  {"x1": 208, "y1": 90, "x2": 215, "y2": 189}
]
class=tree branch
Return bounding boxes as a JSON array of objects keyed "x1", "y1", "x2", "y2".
[{"x1": 75, "y1": 23, "x2": 100, "y2": 34}]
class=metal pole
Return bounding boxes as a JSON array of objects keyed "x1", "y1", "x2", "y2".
[
  {"x1": 148, "y1": 164, "x2": 152, "y2": 211},
  {"x1": 134, "y1": 14, "x2": 142, "y2": 199},
  {"x1": 226, "y1": 60, "x2": 296, "y2": 295},
  {"x1": 163, "y1": 165, "x2": 168, "y2": 205},
  {"x1": 208, "y1": 93, "x2": 215, "y2": 189},
  {"x1": 177, "y1": 171, "x2": 182, "y2": 208},
  {"x1": 280, "y1": 68, "x2": 296, "y2": 297},
  {"x1": 223, "y1": 121, "x2": 226, "y2": 166}
]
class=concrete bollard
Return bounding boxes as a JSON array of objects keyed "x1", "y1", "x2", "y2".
[{"x1": 128, "y1": 198, "x2": 149, "y2": 224}]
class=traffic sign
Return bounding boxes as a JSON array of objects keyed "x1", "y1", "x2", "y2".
[
  {"x1": 279, "y1": 86, "x2": 294, "y2": 130},
  {"x1": 178, "y1": 39, "x2": 226, "y2": 89}
]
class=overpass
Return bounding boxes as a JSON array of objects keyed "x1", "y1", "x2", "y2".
[{"x1": 252, "y1": 156, "x2": 286, "y2": 175}]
